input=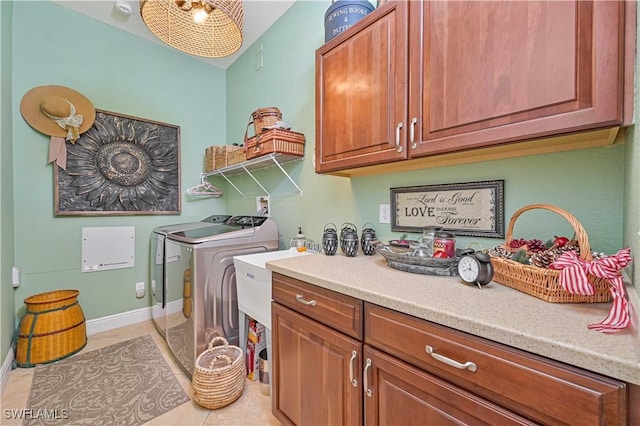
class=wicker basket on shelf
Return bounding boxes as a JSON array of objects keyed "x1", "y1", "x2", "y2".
[
  {"x1": 192, "y1": 336, "x2": 245, "y2": 410},
  {"x1": 245, "y1": 129, "x2": 305, "y2": 160},
  {"x1": 226, "y1": 146, "x2": 247, "y2": 165},
  {"x1": 205, "y1": 146, "x2": 217, "y2": 172},
  {"x1": 215, "y1": 146, "x2": 238, "y2": 170},
  {"x1": 16, "y1": 290, "x2": 87, "y2": 367},
  {"x1": 489, "y1": 204, "x2": 611, "y2": 303}
]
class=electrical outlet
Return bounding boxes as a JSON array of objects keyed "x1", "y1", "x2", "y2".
[
  {"x1": 379, "y1": 204, "x2": 391, "y2": 224},
  {"x1": 135, "y1": 282, "x2": 145, "y2": 298}
]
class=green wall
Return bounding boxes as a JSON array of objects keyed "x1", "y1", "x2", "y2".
[
  {"x1": 1, "y1": 0, "x2": 16, "y2": 368},
  {"x1": 225, "y1": 0, "x2": 626, "y2": 256},
  {"x1": 10, "y1": 1, "x2": 227, "y2": 324},
  {"x1": 2, "y1": 0, "x2": 637, "y2": 371}
]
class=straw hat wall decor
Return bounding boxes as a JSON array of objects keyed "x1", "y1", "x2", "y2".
[
  {"x1": 140, "y1": 0, "x2": 244, "y2": 58},
  {"x1": 20, "y1": 85, "x2": 96, "y2": 170}
]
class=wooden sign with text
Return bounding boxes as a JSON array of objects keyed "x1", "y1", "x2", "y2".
[{"x1": 390, "y1": 180, "x2": 504, "y2": 238}]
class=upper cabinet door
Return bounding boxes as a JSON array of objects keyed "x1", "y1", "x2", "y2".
[
  {"x1": 409, "y1": 0, "x2": 626, "y2": 157},
  {"x1": 315, "y1": 1, "x2": 409, "y2": 174}
]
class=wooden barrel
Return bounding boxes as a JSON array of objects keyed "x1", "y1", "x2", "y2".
[{"x1": 16, "y1": 289, "x2": 87, "y2": 367}]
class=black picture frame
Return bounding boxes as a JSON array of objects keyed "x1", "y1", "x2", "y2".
[
  {"x1": 54, "y1": 109, "x2": 181, "y2": 216},
  {"x1": 390, "y1": 180, "x2": 504, "y2": 238}
]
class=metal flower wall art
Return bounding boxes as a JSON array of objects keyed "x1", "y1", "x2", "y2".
[{"x1": 54, "y1": 110, "x2": 181, "y2": 215}]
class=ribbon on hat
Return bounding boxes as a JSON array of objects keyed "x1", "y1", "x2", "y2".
[
  {"x1": 48, "y1": 136, "x2": 67, "y2": 170},
  {"x1": 551, "y1": 248, "x2": 632, "y2": 333},
  {"x1": 41, "y1": 99, "x2": 83, "y2": 143}
]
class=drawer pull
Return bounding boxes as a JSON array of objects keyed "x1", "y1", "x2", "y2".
[
  {"x1": 425, "y1": 345, "x2": 477, "y2": 372},
  {"x1": 349, "y1": 350, "x2": 358, "y2": 387},
  {"x1": 363, "y1": 358, "x2": 373, "y2": 397},
  {"x1": 295, "y1": 294, "x2": 317, "y2": 306}
]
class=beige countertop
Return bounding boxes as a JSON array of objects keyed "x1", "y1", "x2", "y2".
[{"x1": 267, "y1": 252, "x2": 640, "y2": 385}]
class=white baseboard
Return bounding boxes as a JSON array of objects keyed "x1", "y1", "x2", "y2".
[
  {"x1": 1, "y1": 344, "x2": 15, "y2": 394},
  {"x1": 85, "y1": 306, "x2": 152, "y2": 336}
]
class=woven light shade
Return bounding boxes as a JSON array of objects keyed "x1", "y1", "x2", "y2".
[{"x1": 140, "y1": 0, "x2": 243, "y2": 58}]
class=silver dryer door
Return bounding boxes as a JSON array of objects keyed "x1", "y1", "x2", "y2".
[{"x1": 165, "y1": 240, "x2": 195, "y2": 376}]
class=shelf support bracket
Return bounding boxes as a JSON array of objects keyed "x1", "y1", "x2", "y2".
[
  {"x1": 271, "y1": 156, "x2": 303, "y2": 196},
  {"x1": 217, "y1": 172, "x2": 246, "y2": 198},
  {"x1": 241, "y1": 164, "x2": 270, "y2": 196}
]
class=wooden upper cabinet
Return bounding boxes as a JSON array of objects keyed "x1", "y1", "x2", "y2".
[
  {"x1": 315, "y1": 1, "x2": 409, "y2": 174},
  {"x1": 409, "y1": 0, "x2": 627, "y2": 156},
  {"x1": 315, "y1": 0, "x2": 634, "y2": 176}
]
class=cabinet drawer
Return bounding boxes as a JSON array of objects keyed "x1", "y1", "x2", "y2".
[
  {"x1": 364, "y1": 345, "x2": 535, "y2": 426},
  {"x1": 272, "y1": 273, "x2": 363, "y2": 340},
  {"x1": 365, "y1": 303, "x2": 626, "y2": 425}
]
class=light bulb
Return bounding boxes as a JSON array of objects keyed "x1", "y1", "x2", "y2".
[{"x1": 193, "y1": 6, "x2": 208, "y2": 23}]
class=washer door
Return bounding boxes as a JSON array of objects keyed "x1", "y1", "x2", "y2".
[{"x1": 201, "y1": 247, "x2": 268, "y2": 350}]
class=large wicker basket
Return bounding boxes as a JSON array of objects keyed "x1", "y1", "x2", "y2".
[
  {"x1": 16, "y1": 289, "x2": 87, "y2": 367},
  {"x1": 489, "y1": 204, "x2": 611, "y2": 303},
  {"x1": 245, "y1": 129, "x2": 305, "y2": 160},
  {"x1": 192, "y1": 337, "x2": 245, "y2": 409}
]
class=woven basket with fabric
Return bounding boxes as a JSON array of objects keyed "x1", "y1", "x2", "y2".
[
  {"x1": 489, "y1": 204, "x2": 611, "y2": 303},
  {"x1": 16, "y1": 289, "x2": 87, "y2": 367},
  {"x1": 243, "y1": 107, "x2": 283, "y2": 145},
  {"x1": 192, "y1": 336, "x2": 245, "y2": 409},
  {"x1": 251, "y1": 107, "x2": 281, "y2": 133}
]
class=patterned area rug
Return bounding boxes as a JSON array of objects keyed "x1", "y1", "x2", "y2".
[{"x1": 24, "y1": 334, "x2": 189, "y2": 425}]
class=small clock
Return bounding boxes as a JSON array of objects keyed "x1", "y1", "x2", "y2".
[{"x1": 457, "y1": 250, "x2": 494, "y2": 288}]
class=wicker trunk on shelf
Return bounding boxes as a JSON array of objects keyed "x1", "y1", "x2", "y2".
[
  {"x1": 245, "y1": 129, "x2": 305, "y2": 160},
  {"x1": 489, "y1": 204, "x2": 611, "y2": 303},
  {"x1": 16, "y1": 290, "x2": 87, "y2": 367}
]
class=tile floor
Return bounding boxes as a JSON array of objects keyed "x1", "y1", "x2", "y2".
[{"x1": 1, "y1": 321, "x2": 281, "y2": 425}]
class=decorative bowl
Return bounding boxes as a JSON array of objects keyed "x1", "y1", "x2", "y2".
[{"x1": 376, "y1": 244, "x2": 460, "y2": 276}]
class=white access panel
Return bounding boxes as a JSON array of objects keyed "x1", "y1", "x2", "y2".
[{"x1": 82, "y1": 226, "x2": 135, "y2": 272}]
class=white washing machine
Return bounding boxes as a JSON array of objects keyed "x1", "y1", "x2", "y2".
[{"x1": 150, "y1": 215, "x2": 279, "y2": 377}]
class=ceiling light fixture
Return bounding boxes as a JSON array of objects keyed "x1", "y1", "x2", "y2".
[{"x1": 140, "y1": 0, "x2": 244, "y2": 58}]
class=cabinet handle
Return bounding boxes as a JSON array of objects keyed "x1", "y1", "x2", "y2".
[
  {"x1": 410, "y1": 117, "x2": 418, "y2": 149},
  {"x1": 425, "y1": 345, "x2": 477, "y2": 372},
  {"x1": 349, "y1": 350, "x2": 358, "y2": 387},
  {"x1": 295, "y1": 294, "x2": 316, "y2": 306},
  {"x1": 395, "y1": 122, "x2": 403, "y2": 153},
  {"x1": 363, "y1": 358, "x2": 373, "y2": 397}
]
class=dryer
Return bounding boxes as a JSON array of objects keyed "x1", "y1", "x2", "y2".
[{"x1": 150, "y1": 215, "x2": 278, "y2": 377}]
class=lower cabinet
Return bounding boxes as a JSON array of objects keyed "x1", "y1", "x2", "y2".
[
  {"x1": 271, "y1": 303, "x2": 362, "y2": 426},
  {"x1": 271, "y1": 273, "x2": 628, "y2": 425}
]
